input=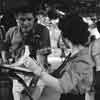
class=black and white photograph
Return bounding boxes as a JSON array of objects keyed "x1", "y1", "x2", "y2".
[{"x1": 0, "y1": 0, "x2": 99, "y2": 100}]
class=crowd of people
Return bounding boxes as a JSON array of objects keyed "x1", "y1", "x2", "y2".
[{"x1": 0, "y1": 1, "x2": 99, "y2": 100}]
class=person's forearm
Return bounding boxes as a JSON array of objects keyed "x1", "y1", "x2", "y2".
[
  {"x1": 1, "y1": 51, "x2": 7, "y2": 63},
  {"x1": 40, "y1": 71, "x2": 63, "y2": 93}
]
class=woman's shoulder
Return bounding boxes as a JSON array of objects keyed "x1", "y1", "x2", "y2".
[
  {"x1": 69, "y1": 47, "x2": 94, "y2": 70},
  {"x1": 93, "y1": 38, "x2": 100, "y2": 46},
  {"x1": 91, "y1": 38, "x2": 100, "y2": 56},
  {"x1": 71, "y1": 47, "x2": 89, "y2": 61}
]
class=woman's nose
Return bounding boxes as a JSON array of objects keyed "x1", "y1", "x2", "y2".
[{"x1": 23, "y1": 20, "x2": 29, "y2": 24}]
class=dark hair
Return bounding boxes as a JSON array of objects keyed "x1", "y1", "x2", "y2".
[
  {"x1": 0, "y1": 11, "x2": 17, "y2": 31},
  {"x1": 47, "y1": 3, "x2": 69, "y2": 19},
  {"x1": 90, "y1": 35, "x2": 96, "y2": 42},
  {"x1": 58, "y1": 14, "x2": 90, "y2": 46},
  {"x1": 96, "y1": 21, "x2": 100, "y2": 33},
  {"x1": 12, "y1": 3, "x2": 37, "y2": 16}
]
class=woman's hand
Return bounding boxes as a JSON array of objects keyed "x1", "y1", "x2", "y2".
[{"x1": 24, "y1": 57, "x2": 42, "y2": 76}]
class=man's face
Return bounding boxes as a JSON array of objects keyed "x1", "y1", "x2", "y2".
[{"x1": 16, "y1": 12, "x2": 35, "y2": 33}]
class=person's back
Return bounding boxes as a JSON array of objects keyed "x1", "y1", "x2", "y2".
[
  {"x1": 91, "y1": 38, "x2": 100, "y2": 100},
  {"x1": 60, "y1": 42, "x2": 96, "y2": 100}
]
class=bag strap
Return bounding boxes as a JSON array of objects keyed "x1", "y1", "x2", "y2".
[{"x1": 51, "y1": 52, "x2": 71, "y2": 78}]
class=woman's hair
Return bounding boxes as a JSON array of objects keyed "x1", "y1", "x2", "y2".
[
  {"x1": 96, "y1": 21, "x2": 100, "y2": 33},
  {"x1": 58, "y1": 14, "x2": 90, "y2": 46}
]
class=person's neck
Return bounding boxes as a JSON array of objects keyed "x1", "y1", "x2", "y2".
[{"x1": 71, "y1": 45, "x2": 84, "y2": 56}]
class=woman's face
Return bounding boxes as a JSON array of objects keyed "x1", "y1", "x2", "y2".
[
  {"x1": 16, "y1": 12, "x2": 35, "y2": 33},
  {"x1": 63, "y1": 38, "x2": 73, "y2": 49}
]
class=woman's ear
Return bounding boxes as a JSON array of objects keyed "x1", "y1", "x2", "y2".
[{"x1": 16, "y1": 19, "x2": 20, "y2": 26}]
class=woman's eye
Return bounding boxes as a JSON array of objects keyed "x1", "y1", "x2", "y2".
[
  {"x1": 19, "y1": 18, "x2": 26, "y2": 22},
  {"x1": 27, "y1": 18, "x2": 32, "y2": 21}
]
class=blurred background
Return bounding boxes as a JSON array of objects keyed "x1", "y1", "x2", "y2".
[{"x1": 0, "y1": 0, "x2": 97, "y2": 16}]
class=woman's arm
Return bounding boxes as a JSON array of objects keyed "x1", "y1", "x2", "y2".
[
  {"x1": 92, "y1": 39, "x2": 100, "y2": 71},
  {"x1": 39, "y1": 71, "x2": 63, "y2": 93},
  {"x1": 24, "y1": 57, "x2": 74, "y2": 93}
]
